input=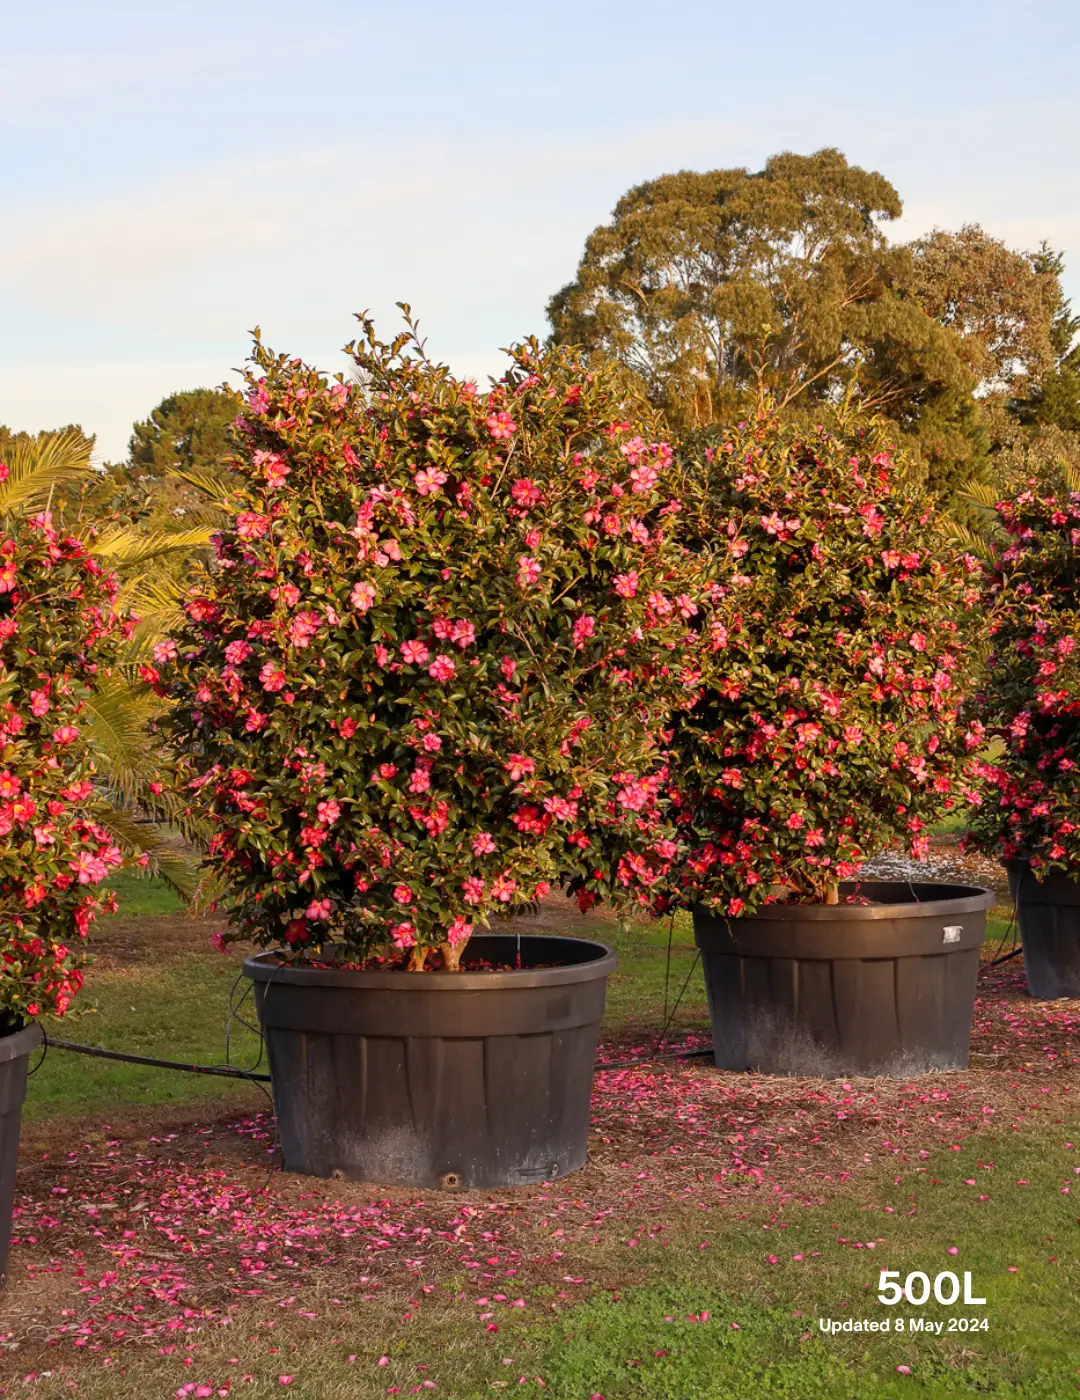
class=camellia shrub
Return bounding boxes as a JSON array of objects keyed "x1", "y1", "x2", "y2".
[
  {"x1": 654, "y1": 412, "x2": 983, "y2": 915},
  {"x1": 966, "y1": 467, "x2": 1080, "y2": 874},
  {"x1": 153, "y1": 317, "x2": 703, "y2": 969},
  {"x1": 0, "y1": 505, "x2": 130, "y2": 1029}
]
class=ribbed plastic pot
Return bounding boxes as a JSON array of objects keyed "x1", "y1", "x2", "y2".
[
  {"x1": 1, "y1": 1024, "x2": 42, "y2": 1286},
  {"x1": 244, "y1": 934, "x2": 615, "y2": 1189},
  {"x1": 1007, "y1": 861, "x2": 1080, "y2": 999},
  {"x1": 693, "y1": 882, "x2": 992, "y2": 1077}
]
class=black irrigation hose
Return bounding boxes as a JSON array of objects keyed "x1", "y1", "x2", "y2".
[
  {"x1": 43, "y1": 1032, "x2": 710, "y2": 1080},
  {"x1": 43, "y1": 1037, "x2": 271, "y2": 1082}
]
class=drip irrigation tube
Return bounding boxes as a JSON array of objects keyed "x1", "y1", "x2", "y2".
[
  {"x1": 43, "y1": 1038, "x2": 271, "y2": 1082},
  {"x1": 40, "y1": 1034, "x2": 710, "y2": 1080}
]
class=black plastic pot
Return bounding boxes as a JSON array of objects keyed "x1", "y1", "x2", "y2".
[
  {"x1": 1, "y1": 1024, "x2": 42, "y2": 1286},
  {"x1": 693, "y1": 882, "x2": 992, "y2": 1077},
  {"x1": 1007, "y1": 861, "x2": 1080, "y2": 999},
  {"x1": 245, "y1": 934, "x2": 615, "y2": 1189}
]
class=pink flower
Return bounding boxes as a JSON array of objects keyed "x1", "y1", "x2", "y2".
[
  {"x1": 316, "y1": 799, "x2": 340, "y2": 824},
  {"x1": 490, "y1": 873, "x2": 517, "y2": 902},
  {"x1": 401, "y1": 639, "x2": 430, "y2": 666},
  {"x1": 909, "y1": 631, "x2": 927, "y2": 651},
  {"x1": 511, "y1": 478, "x2": 541, "y2": 506},
  {"x1": 69, "y1": 851, "x2": 108, "y2": 885},
  {"x1": 259, "y1": 662, "x2": 287, "y2": 692},
  {"x1": 572, "y1": 614, "x2": 595, "y2": 649},
  {"x1": 306, "y1": 898, "x2": 333, "y2": 921},
  {"x1": 51, "y1": 725, "x2": 80, "y2": 744},
  {"x1": 506, "y1": 754, "x2": 536, "y2": 781},
  {"x1": 236, "y1": 511, "x2": 269, "y2": 539},
  {"x1": 350, "y1": 581, "x2": 376, "y2": 612},
  {"x1": 500, "y1": 655, "x2": 517, "y2": 680},
  {"x1": 462, "y1": 876, "x2": 486, "y2": 905},
  {"x1": 613, "y1": 571, "x2": 639, "y2": 598},
  {"x1": 428, "y1": 654, "x2": 456, "y2": 683},
  {"x1": 414, "y1": 468, "x2": 448, "y2": 496},
  {"x1": 629, "y1": 463, "x2": 659, "y2": 493},
  {"x1": 487, "y1": 410, "x2": 517, "y2": 440},
  {"x1": 153, "y1": 639, "x2": 179, "y2": 663},
  {"x1": 451, "y1": 619, "x2": 476, "y2": 649},
  {"x1": 516, "y1": 555, "x2": 542, "y2": 588},
  {"x1": 421, "y1": 732, "x2": 442, "y2": 752},
  {"x1": 225, "y1": 640, "x2": 252, "y2": 664},
  {"x1": 393, "y1": 884, "x2": 414, "y2": 905},
  {"x1": 392, "y1": 922, "x2": 416, "y2": 949},
  {"x1": 446, "y1": 918, "x2": 473, "y2": 947},
  {"x1": 284, "y1": 918, "x2": 308, "y2": 945},
  {"x1": 472, "y1": 832, "x2": 496, "y2": 856}
]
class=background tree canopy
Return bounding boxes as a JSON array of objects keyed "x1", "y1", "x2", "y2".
[{"x1": 548, "y1": 148, "x2": 1078, "y2": 500}]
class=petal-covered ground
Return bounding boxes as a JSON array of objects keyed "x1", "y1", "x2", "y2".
[{"x1": 3, "y1": 957, "x2": 1077, "y2": 1396}]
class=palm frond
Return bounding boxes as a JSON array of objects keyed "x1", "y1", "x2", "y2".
[
  {"x1": 93, "y1": 802, "x2": 201, "y2": 901},
  {"x1": 168, "y1": 468, "x2": 240, "y2": 511},
  {"x1": 82, "y1": 676, "x2": 160, "y2": 806},
  {"x1": 937, "y1": 515, "x2": 995, "y2": 560},
  {"x1": 88, "y1": 523, "x2": 220, "y2": 568},
  {"x1": 958, "y1": 480, "x2": 1000, "y2": 511},
  {"x1": 0, "y1": 428, "x2": 95, "y2": 515}
]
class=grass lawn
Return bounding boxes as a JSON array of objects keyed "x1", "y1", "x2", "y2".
[{"x1": 3, "y1": 897, "x2": 1076, "y2": 1399}]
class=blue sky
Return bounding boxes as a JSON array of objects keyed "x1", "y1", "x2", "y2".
[{"x1": 3, "y1": 0, "x2": 1078, "y2": 460}]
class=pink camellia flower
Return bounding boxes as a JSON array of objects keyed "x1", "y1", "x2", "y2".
[
  {"x1": 350, "y1": 580, "x2": 376, "y2": 612},
  {"x1": 414, "y1": 467, "x2": 448, "y2": 496},
  {"x1": 516, "y1": 555, "x2": 542, "y2": 588},
  {"x1": 30, "y1": 689, "x2": 51, "y2": 716},
  {"x1": 401, "y1": 639, "x2": 430, "y2": 666},
  {"x1": 210, "y1": 931, "x2": 228, "y2": 953},
  {"x1": 428, "y1": 654, "x2": 456, "y2": 683},
  {"x1": 263, "y1": 456, "x2": 290, "y2": 490},
  {"x1": 613, "y1": 571, "x2": 639, "y2": 599},
  {"x1": 500, "y1": 655, "x2": 517, "y2": 680},
  {"x1": 316, "y1": 799, "x2": 340, "y2": 824},
  {"x1": 572, "y1": 614, "x2": 595, "y2": 649},
  {"x1": 446, "y1": 917, "x2": 473, "y2": 946},
  {"x1": 224, "y1": 639, "x2": 252, "y2": 664},
  {"x1": 236, "y1": 511, "x2": 269, "y2": 539},
  {"x1": 259, "y1": 662, "x2": 287, "y2": 692},
  {"x1": 421, "y1": 732, "x2": 442, "y2": 752},
  {"x1": 472, "y1": 832, "x2": 496, "y2": 856},
  {"x1": 69, "y1": 851, "x2": 108, "y2": 885},
  {"x1": 451, "y1": 619, "x2": 476, "y2": 649},
  {"x1": 487, "y1": 410, "x2": 517, "y2": 440},
  {"x1": 462, "y1": 876, "x2": 486, "y2": 905},
  {"x1": 392, "y1": 922, "x2": 416, "y2": 949},
  {"x1": 153, "y1": 639, "x2": 179, "y2": 663},
  {"x1": 288, "y1": 610, "x2": 321, "y2": 648},
  {"x1": 511, "y1": 478, "x2": 542, "y2": 507},
  {"x1": 909, "y1": 631, "x2": 927, "y2": 652},
  {"x1": 51, "y1": 725, "x2": 80, "y2": 744},
  {"x1": 393, "y1": 884, "x2": 414, "y2": 905},
  {"x1": 490, "y1": 873, "x2": 517, "y2": 902},
  {"x1": 506, "y1": 754, "x2": 536, "y2": 781},
  {"x1": 629, "y1": 463, "x2": 659, "y2": 493}
]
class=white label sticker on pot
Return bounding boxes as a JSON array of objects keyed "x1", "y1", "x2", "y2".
[{"x1": 943, "y1": 926, "x2": 962, "y2": 943}]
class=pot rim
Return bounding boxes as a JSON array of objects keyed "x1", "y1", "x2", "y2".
[
  {"x1": 694, "y1": 880, "x2": 994, "y2": 924},
  {"x1": 0, "y1": 1022, "x2": 44, "y2": 1066},
  {"x1": 244, "y1": 933, "x2": 616, "y2": 991}
]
